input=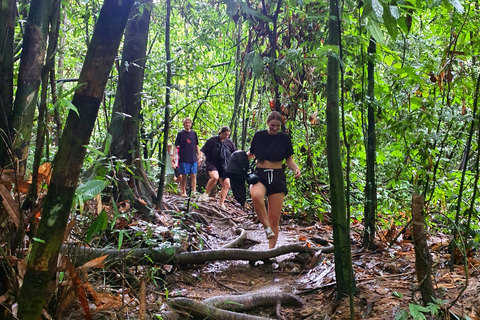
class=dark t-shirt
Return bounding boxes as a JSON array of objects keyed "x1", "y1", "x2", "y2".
[
  {"x1": 175, "y1": 130, "x2": 198, "y2": 163},
  {"x1": 201, "y1": 136, "x2": 236, "y2": 166},
  {"x1": 250, "y1": 130, "x2": 294, "y2": 162}
]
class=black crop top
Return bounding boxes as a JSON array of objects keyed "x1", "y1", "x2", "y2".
[{"x1": 250, "y1": 130, "x2": 294, "y2": 162}]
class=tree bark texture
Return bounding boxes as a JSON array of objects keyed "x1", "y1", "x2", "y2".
[
  {"x1": 110, "y1": 0, "x2": 153, "y2": 209},
  {"x1": 363, "y1": 37, "x2": 377, "y2": 250},
  {"x1": 63, "y1": 243, "x2": 333, "y2": 267},
  {"x1": 110, "y1": 0, "x2": 151, "y2": 164},
  {"x1": 411, "y1": 193, "x2": 435, "y2": 304},
  {"x1": 10, "y1": 0, "x2": 54, "y2": 177},
  {"x1": 16, "y1": 1, "x2": 135, "y2": 319},
  {"x1": 202, "y1": 292, "x2": 303, "y2": 311},
  {"x1": 157, "y1": 0, "x2": 171, "y2": 206},
  {"x1": 25, "y1": 0, "x2": 61, "y2": 209},
  {"x1": 326, "y1": 0, "x2": 356, "y2": 299},
  {"x1": 0, "y1": 0, "x2": 16, "y2": 164}
]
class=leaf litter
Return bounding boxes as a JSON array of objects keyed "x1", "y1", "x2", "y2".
[{"x1": 2, "y1": 188, "x2": 479, "y2": 319}]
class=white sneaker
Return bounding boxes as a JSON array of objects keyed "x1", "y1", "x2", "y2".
[
  {"x1": 219, "y1": 203, "x2": 226, "y2": 210},
  {"x1": 198, "y1": 193, "x2": 209, "y2": 202},
  {"x1": 265, "y1": 227, "x2": 275, "y2": 239}
]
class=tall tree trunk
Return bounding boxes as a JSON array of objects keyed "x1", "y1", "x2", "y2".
[
  {"x1": 0, "y1": 0, "x2": 15, "y2": 166},
  {"x1": 10, "y1": 0, "x2": 54, "y2": 177},
  {"x1": 411, "y1": 193, "x2": 436, "y2": 304},
  {"x1": 267, "y1": 0, "x2": 282, "y2": 112},
  {"x1": 230, "y1": 16, "x2": 243, "y2": 146},
  {"x1": 53, "y1": 5, "x2": 67, "y2": 144},
  {"x1": 157, "y1": 0, "x2": 172, "y2": 207},
  {"x1": 450, "y1": 72, "x2": 480, "y2": 270},
  {"x1": 363, "y1": 37, "x2": 377, "y2": 250},
  {"x1": 24, "y1": 0, "x2": 61, "y2": 211},
  {"x1": 326, "y1": 0, "x2": 355, "y2": 300},
  {"x1": 16, "y1": 1, "x2": 134, "y2": 318},
  {"x1": 110, "y1": 0, "x2": 154, "y2": 206}
]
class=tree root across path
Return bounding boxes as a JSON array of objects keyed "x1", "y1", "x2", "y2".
[
  {"x1": 202, "y1": 292, "x2": 304, "y2": 311},
  {"x1": 62, "y1": 243, "x2": 334, "y2": 267},
  {"x1": 174, "y1": 243, "x2": 334, "y2": 266},
  {"x1": 168, "y1": 297, "x2": 276, "y2": 320}
]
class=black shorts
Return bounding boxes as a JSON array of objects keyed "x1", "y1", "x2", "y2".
[
  {"x1": 255, "y1": 168, "x2": 288, "y2": 196},
  {"x1": 174, "y1": 167, "x2": 180, "y2": 177},
  {"x1": 206, "y1": 161, "x2": 227, "y2": 179}
]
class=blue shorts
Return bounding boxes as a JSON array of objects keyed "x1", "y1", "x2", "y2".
[{"x1": 178, "y1": 162, "x2": 197, "y2": 175}]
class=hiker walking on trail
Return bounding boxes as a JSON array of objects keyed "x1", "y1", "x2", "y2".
[
  {"x1": 198, "y1": 126, "x2": 237, "y2": 209},
  {"x1": 174, "y1": 117, "x2": 201, "y2": 196},
  {"x1": 247, "y1": 111, "x2": 301, "y2": 248}
]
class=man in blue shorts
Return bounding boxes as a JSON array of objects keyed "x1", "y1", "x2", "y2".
[{"x1": 174, "y1": 117, "x2": 200, "y2": 196}]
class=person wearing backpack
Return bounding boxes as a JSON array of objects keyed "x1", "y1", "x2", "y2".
[{"x1": 198, "y1": 126, "x2": 237, "y2": 209}]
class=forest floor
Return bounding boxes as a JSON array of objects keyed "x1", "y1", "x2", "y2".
[{"x1": 65, "y1": 192, "x2": 480, "y2": 320}]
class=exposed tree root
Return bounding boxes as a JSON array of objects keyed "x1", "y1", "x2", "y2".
[
  {"x1": 168, "y1": 297, "x2": 275, "y2": 320},
  {"x1": 62, "y1": 243, "x2": 334, "y2": 268},
  {"x1": 174, "y1": 243, "x2": 334, "y2": 266},
  {"x1": 202, "y1": 292, "x2": 303, "y2": 312},
  {"x1": 62, "y1": 244, "x2": 185, "y2": 267},
  {"x1": 222, "y1": 228, "x2": 247, "y2": 248}
]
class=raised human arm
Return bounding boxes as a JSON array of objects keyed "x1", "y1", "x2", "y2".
[{"x1": 286, "y1": 156, "x2": 301, "y2": 179}]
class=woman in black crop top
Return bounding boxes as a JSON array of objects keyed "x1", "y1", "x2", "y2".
[{"x1": 247, "y1": 111, "x2": 301, "y2": 248}]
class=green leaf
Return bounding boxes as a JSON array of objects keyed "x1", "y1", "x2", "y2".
[
  {"x1": 85, "y1": 210, "x2": 109, "y2": 243},
  {"x1": 392, "y1": 291, "x2": 403, "y2": 298},
  {"x1": 389, "y1": 5, "x2": 400, "y2": 19},
  {"x1": 76, "y1": 180, "x2": 106, "y2": 201},
  {"x1": 409, "y1": 304, "x2": 429, "y2": 319},
  {"x1": 372, "y1": 0, "x2": 384, "y2": 19},
  {"x1": 84, "y1": 144, "x2": 105, "y2": 157},
  {"x1": 118, "y1": 230, "x2": 124, "y2": 249},
  {"x1": 363, "y1": 0, "x2": 373, "y2": 18},
  {"x1": 395, "y1": 310, "x2": 409, "y2": 320},
  {"x1": 252, "y1": 55, "x2": 264, "y2": 77},
  {"x1": 367, "y1": 20, "x2": 384, "y2": 45},
  {"x1": 59, "y1": 98, "x2": 79, "y2": 116},
  {"x1": 383, "y1": 4, "x2": 398, "y2": 39},
  {"x1": 237, "y1": 2, "x2": 272, "y2": 22},
  {"x1": 447, "y1": 0, "x2": 464, "y2": 13},
  {"x1": 104, "y1": 133, "x2": 112, "y2": 156},
  {"x1": 32, "y1": 237, "x2": 45, "y2": 243},
  {"x1": 195, "y1": 65, "x2": 205, "y2": 73}
]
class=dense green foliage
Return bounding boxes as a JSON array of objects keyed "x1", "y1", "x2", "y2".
[{"x1": 8, "y1": 0, "x2": 478, "y2": 242}]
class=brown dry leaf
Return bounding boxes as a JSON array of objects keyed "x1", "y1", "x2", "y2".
[
  {"x1": 63, "y1": 219, "x2": 76, "y2": 242},
  {"x1": 15, "y1": 180, "x2": 31, "y2": 193},
  {"x1": 0, "y1": 184, "x2": 20, "y2": 229},
  {"x1": 118, "y1": 200, "x2": 130, "y2": 213},
  {"x1": 95, "y1": 193, "x2": 102, "y2": 215},
  {"x1": 37, "y1": 163, "x2": 52, "y2": 185},
  {"x1": 436, "y1": 283, "x2": 456, "y2": 289},
  {"x1": 94, "y1": 292, "x2": 123, "y2": 309},
  {"x1": 66, "y1": 260, "x2": 92, "y2": 320},
  {"x1": 83, "y1": 281, "x2": 101, "y2": 306},
  {"x1": 375, "y1": 287, "x2": 389, "y2": 295},
  {"x1": 79, "y1": 255, "x2": 108, "y2": 271},
  {"x1": 0, "y1": 169, "x2": 15, "y2": 190}
]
